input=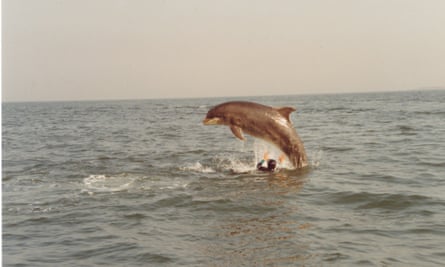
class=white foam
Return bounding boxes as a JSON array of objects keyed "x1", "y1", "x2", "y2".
[
  {"x1": 82, "y1": 173, "x2": 192, "y2": 194},
  {"x1": 181, "y1": 162, "x2": 216, "y2": 173},
  {"x1": 146, "y1": 176, "x2": 190, "y2": 191},
  {"x1": 159, "y1": 182, "x2": 189, "y2": 190},
  {"x1": 215, "y1": 157, "x2": 254, "y2": 173},
  {"x1": 83, "y1": 174, "x2": 135, "y2": 193}
]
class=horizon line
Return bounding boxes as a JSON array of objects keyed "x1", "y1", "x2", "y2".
[{"x1": 2, "y1": 87, "x2": 444, "y2": 104}]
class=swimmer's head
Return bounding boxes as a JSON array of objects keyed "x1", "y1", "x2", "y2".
[{"x1": 267, "y1": 159, "x2": 277, "y2": 170}]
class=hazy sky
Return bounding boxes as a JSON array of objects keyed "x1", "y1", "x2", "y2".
[{"x1": 3, "y1": 0, "x2": 445, "y2": 102}]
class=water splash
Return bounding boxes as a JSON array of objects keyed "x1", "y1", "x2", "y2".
[
  {"x1": 213, "y1": 156, "x2": 254, "y2": 174},
  {"x1": 82, "y1": 173, "x2": 190, "y2": 194},
  {"x1": 82, "y1": 174, "x2": 136, "y2": 194},
  {"x1": 310, "y1": 149, "x2": 323, "y2": 168},
  {"x1": 253, "y1": 139, "x2": 295, "y2": 170},
  {"x1": 180, "y1": 162, "x2": 216, "y2": 173},
  {"x1": 181, "y1": 139, "x2": 302, "y2": 174}
]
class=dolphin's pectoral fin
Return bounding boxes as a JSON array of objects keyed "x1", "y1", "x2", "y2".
[
  {"x1": 230, "y1": 125, "x2": 245, "y2": 141},
  {"x1": 276, "y1": 107, "x2": 296, "y2": 123}
]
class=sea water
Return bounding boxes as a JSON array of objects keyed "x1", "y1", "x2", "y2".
[{"x1": 3, "y1": 90, "x2": 445, "y2": 266}]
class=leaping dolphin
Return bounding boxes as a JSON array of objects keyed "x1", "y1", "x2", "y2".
[{"x1": 203, "y1": 101, "x2": 308, "y2": 169}]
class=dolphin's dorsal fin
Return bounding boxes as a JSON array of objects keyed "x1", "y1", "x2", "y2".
[
  {"x1": 230, "y1": 125, "x2": 245, "y2": 141},
  {"x1": 276, "y1": 107, "x2": 296, "y2": 122}
]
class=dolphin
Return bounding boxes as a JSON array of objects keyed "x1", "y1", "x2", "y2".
[{"x1": 202, "y1": 101, "x2": 308, "y2": 168}]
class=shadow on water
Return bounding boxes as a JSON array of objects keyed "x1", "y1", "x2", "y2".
[{"x1": 197, "y1": 168, "x2": 316, "y2": 266}]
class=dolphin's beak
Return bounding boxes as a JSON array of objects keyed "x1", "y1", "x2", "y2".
[{"x1": 203, "y1": 117, "x2": 221, "y2": 125}]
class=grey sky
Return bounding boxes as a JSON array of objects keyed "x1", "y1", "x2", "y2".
[{"x1": 3, "y1": 0, "x2": 445, "y2": 102}]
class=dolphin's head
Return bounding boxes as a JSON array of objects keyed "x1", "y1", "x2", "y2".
[
  {"x1": 203, "y1": 101, "x2": 270, "y2": 127},
  {"x1": 202, "y1": 104, "x2": 229, "y2": 125},
  {"x1": 203, "y1": 102, "x2": 245, "y2": 126}
]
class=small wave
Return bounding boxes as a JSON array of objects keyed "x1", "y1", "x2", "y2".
[
  {"x1": 414, "y1": 110, "x2": 445, "y2": 115},
  {"x1": 396, "y1": 125, "x2": 417, "y2": 136},
  {"x1": 321, "y1": 146, "x2": 354, "y2": 152},
  {"x1": 326, "y1": 107, "x2": 349, "y2": 112},
  {"x1": 397, "y1": 125, "x2": 415, "y2": 131},
  {"x1": 358, "y1": 193, "x2": 432, "y2": 210},
  {"x1": 328, "y1": 191, "x2": 440, "y2": 211},
  {"x1": 419, "y1": 161, "x2": 445, "y2": 167},
  {"x1": 123, "y1": 213, "x2": 148, "y2": 220},
  {"x1": 135, "y1": 252, "x2": 174, "y2": 264}
]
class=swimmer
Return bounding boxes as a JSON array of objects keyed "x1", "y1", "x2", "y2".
[{"x1": 256, "y1": 152, "x2": 286, "y2": 172}]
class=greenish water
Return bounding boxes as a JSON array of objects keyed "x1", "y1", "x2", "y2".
[{"x1": 3, "y1": 90, "x2": 445, "y2": 266}]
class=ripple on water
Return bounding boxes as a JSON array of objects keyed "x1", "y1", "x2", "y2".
[{"x1": 326, "y1": 191, "x2": 441, "y2": 211}]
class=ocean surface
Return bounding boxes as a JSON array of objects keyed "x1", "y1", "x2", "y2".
[{"x1": 2, "y1": 90, "x2": 445, "y2": 266}]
